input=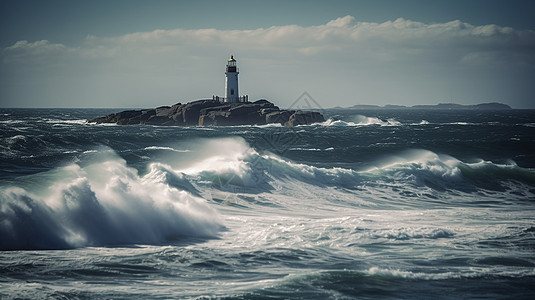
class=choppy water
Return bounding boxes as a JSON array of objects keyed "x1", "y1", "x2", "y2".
[{"x1": 1, "y1": 108, "x2": 534, "y2": 299}]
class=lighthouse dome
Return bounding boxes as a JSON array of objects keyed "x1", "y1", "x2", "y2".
[{"x1": 226, "y1": 55, "x2": 237, "y2": 72}]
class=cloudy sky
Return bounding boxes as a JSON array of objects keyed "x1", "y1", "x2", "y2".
[{"x1": 1, "y1": 0, "x2": 534, "y2": 108}]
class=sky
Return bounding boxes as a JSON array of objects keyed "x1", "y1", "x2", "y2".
[{"x1": 1, "y1": 0, "x2": 534, "y2": 108}]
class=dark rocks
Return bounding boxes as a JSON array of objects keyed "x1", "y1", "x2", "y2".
[
  {"x1": 265, "y1": 111, "x2": 292, "y2": 124},
  {"x1": 199, "y1": 111, "x2": 231, "y2": 126},
  {"x1": 145, "y1": 115, "x2": 173, "y2": 125},
  {"x1": 199, "y1": 104, "x2": 233, "y2": 116},
  {"x1": 88, "y1": 99, "x2": 324, "y2": 127},
  {"x1": 181, "y1": 100, "x2": 222, "y2": 125},
  {"x1": 261, "y1": 108, "x2": 278, "y2": 115},
  {"x1": 155, "y1": 106, "x2": 172, "y2": 117},
  {"x1": 284, "y1": 111, "x2": 325, "y2": 127},
  {"x1": 90, "y1": 110, "x2": 145, "y2": 125},
  {"x1": 120, "y1": 110, "x2": 155, "y2": 125},
  {"x1": 253, "y1": 99, "x2": 277, "y2": 108}
]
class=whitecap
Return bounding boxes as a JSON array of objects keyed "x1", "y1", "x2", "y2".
[
  {"x1": 319, "y1": 115, "x2": 402, "y2": 127},
  {"x1": 45, "y1": 119, "x2": 88, "y2": 125},
  {"x1": 319, "y1": 118, "x2": 359, "y2": 126},
  {"x1": 144, "y1": 146, "x2": 190, "y2": 152},
  {"x1": 410, "y1": 120, "x2": 430, "y2": 125},
  {"x1": 254, "y1": 123, "x2": 284, "y2": 128},
  {"x1": 374, "y1": 227, "x2": 455, "y2": 240},
  {"x1": 0, "y1": 120, "x2": 25, "y2": 124},
  {"x1": 447, "y1": 122, "x2": 475, "y2": 125},
  {"x1": 0, "y1": 149, "x2": 223, "y2": 250},
  {"x1": 289, "y1": 147, "x2": 322, "y2": 151},
  {"x1": 366, "y1": 267, "x2": 462, "y2": 280},
  {"x1": 366, "y1": 266, "x2": 535, "y2": 280},
  {"x1": 82, "y1": 150, "x2": 99, "y2": 154}
]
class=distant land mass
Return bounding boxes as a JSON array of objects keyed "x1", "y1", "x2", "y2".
[{"x1": 332, "y1": 102, "x2": 512, "y2": 110}]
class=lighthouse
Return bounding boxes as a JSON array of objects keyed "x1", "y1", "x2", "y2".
[
  {"x1": 212, "y1": 55, "x2": 248, "y2": 103},
  {"x1": 225, "y1": 55, "x2": 243, "y2": 102}
]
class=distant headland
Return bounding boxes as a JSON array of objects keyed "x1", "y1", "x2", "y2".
[
  {"x1": 89, "y1": 99, "x2": 325, "y2": 127},
  {"x1": 332, "y1": 102, "x2": 512, "y2": 110}
]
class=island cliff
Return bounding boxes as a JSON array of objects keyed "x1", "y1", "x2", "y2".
[{"x1": 89, "y1": 99, "x2": 325, "y2": 127}]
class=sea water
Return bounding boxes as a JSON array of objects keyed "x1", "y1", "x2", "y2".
[{"x1": 1, "y1": 108, "x2": 534, "y2": 299}]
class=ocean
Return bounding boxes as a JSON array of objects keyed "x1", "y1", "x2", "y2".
[{"x1": 1, "y1": 107, "x2": 534, "y2": 299}]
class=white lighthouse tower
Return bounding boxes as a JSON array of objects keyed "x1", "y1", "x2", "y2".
[
  {"x1": 212, "y1": 55, "x2": 247, "y2": 103},
  {"x1": 225, "y1": 55, "x2": 240, "y2": 103}
]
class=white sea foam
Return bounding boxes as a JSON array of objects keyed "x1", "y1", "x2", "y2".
[
  {"x1": 289, "y1": 147, "x2": 334, "y2": 151},
  {"x1": 366, "y1": 267, "x2": 462, "y2": 280},
  {"x1": 351, "y1": 115, "x2": 401, "y2": 126},
  {"x1": 177, "y1": 138, "x2": 255, "y2": 177},
  {"x1": 363, "y1": 149, "x2": 462, "y2": 181},
  {"x1": 92, "y1": 122, "x2": 119, "y2": 126},
  {"x1": 144, "y1": 146, "x2": 190, "y2": 152},
  {"x1": 2, "y1": 137, "x2": 532, "y2": 251},
  {"x1": 366, "y1": 266, "x2": 535, "y2": 280},
  {"x1": 0, "y1": 148, "x2": 223, "y2": 250},
  {"x1": 320, "y1": 115, "x2": 402, "y2": 127},
  {"x1": 0, "y1": 120, "x2": 25, "y2": 124},
  {"x1": 410, "y1": 120, "x2": 430, "y2": 125},
  {"x1": 173, "y1": 139, "x2": 533, "y2": 198},
  {"x1": 320, "y1": 118, "x2": 359, "y2": 126},
  {"x1": 254, "y1": 123, "x2": 284, "y2": 128},
  {"x1": 45, "y1": 119, "x2": 88, "y2": 125},
  {"x1": 372, "y1": 227, "x2": 455, "y2": 240},
  {"x1": 448, "y1": 122, "x2": 474, "y2": 125},
  {"x1": 82, "y1": 150, "x2": 99, "y2": 154}
]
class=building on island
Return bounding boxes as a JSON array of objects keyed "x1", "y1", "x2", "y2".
[{"x1": 213, "y1": 55, "x2": 248, "y2": 103}]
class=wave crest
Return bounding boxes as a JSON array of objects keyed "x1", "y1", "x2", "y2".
[
  {"x1": 0, "y1": 149, "x2": 223, "y2": 250},
  {"x1": 374, "y1": 227, "x2": 455, "y2": 240},
  {"x1": 319, "y1": 115, "x2": 402, "y2": 127},
  {"x1": 179, "y1": 140, "x2": 535, "y2": 200}
]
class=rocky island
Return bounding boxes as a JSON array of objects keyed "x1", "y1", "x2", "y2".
[{"x1": 89, "y1": 99, "x2": 325, "y2": 127}]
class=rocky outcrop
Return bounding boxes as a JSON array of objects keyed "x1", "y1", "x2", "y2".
[
  {"x1": 89, "y1": 99, "x2": 324, "y2": 127},
  {"x1": 265, "y1": 111, "x2": 293, "y2": 124},
  {"x1": 284, "y1": 111, "x2": 325, "y2": 127}
]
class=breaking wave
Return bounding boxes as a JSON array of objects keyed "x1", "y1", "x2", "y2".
[
  {"x1": 320, "y1": 115, "x2": 402, "y2": 126},
  {"x1": 178, "y1": 139, "x2": 535, "y2": 197},
  {"x1": 2, "y1": 137, "x2": 534, "y2": 250},
  {"x1": 0, "y1": 149, "x2": 223, "y2": 250},
  {"x1": 144, "y1": 146, "x2": 190, "y2": 152}
]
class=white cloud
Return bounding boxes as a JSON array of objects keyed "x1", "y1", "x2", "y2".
[
  {"x1": 2, "y1": 40, "x2": 70, "y2": 63},
  {"x1": 1, "y1": 16, "x2": 534, "y2": 108},
  {"x1": 3, "y1": 16, "x2": 533, "y2": 65},
  {"x1": 326, "y1": 15, "x2": 356, "y2": 27},
  {"x1": 5, "y1": 40, "x2": 65, "y2": 51}
]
